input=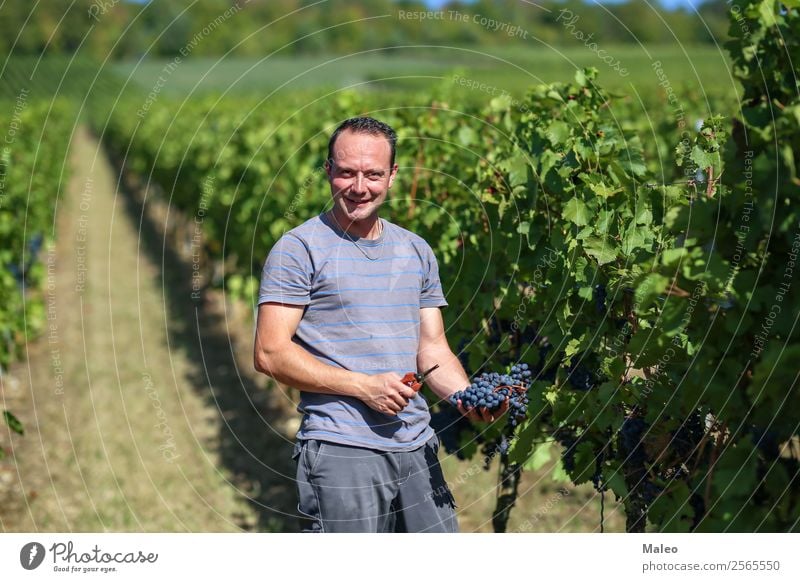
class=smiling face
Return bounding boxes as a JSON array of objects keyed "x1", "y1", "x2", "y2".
[{"x1": 325, "y1": 129, "x2": 398, "y2": 234}]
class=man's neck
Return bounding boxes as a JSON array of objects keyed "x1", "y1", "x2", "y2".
[{"x1": 328, "y1": 209, "x2": 382, "y2": 240}]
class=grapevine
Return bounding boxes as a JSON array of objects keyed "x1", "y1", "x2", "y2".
[{"x1": 96, "y1": 0, "x2": 799, "y2": 532}]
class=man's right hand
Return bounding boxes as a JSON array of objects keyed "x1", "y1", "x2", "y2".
[{"x1": 361, "y1": 373, "x2": 417, "y2": 416}]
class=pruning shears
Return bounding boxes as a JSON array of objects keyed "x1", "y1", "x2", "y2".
[{"x1": 401, "y1": 364, "x2": 440, "y2": 392}]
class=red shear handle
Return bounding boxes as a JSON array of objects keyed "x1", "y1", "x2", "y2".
[{"x1": 401, "y1": 372, "x2": 422, "y2": 392}]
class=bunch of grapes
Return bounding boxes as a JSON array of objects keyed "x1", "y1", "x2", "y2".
[
  {"x1": 430, "y1": 364, "x2": 533, "y2": 465},
  {"x1": 671, "y1": 411, "x2": 707, "y2": 459},
  {"x1": 448, "y1": 363, "x2": 532, "y2": 427},
  {"x1": 620, "y1": 416, "x2": 649, "y2": 465},
  {"x1": 641, "y1": 480, "x2": 663, "y2": 504},
  {"x1": 593, "y1": 283, "x2": 607, "y2": 314},
  {"x1": 566, "y1": 361, "x2": 596, "y2": 391},
  {"x1": 749, "y1": 425, "x2": 781, "y2": 458},
  {"x1": 477, "y1": 434, "x2": 512, "y2": 469},
  {"x1": 554, "y1": 429, "x2": 579, "y2": 472}
]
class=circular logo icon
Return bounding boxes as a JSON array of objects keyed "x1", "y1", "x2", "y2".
[{"x1": 20, "y1": 542, "x2": 46, "y2": 570}]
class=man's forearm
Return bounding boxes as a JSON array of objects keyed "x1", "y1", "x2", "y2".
[
  {"x1": 256, "y1": 342, "x2": 368, "y2": 400},
  {"x1": 418, "y1": 344, "x2": 470, "y2": 401}
]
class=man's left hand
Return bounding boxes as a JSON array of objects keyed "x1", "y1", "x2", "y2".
[{"x1": 456, "y1": 397, "x2": 510, "y2": 423}]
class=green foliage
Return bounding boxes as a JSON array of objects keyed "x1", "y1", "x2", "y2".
[
  {"x1": 3, "y1": 411, "x2": 24, "y2": 436},
  {"x1": 0, "y1": 58, "x2": 129, "y2": 104},
  {"x1": 99, "y1": 1, "x2": 799, "y2": 533},
  {"x1": 492, "y1": 0, "x2": 799, "y2": 532},
  {"x1": 0, "y1": 0, "x2": 734, "y2": 60},
  {"x1": 0, "y1": 99, "x2": 74, "y2": 369}
]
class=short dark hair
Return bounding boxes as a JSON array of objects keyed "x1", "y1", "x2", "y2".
[{"x1": 327, "y1": 116, "x2": 398, "y2": 168}]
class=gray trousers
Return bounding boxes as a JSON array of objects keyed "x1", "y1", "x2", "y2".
[{"x1": 292, "y1": 434, "x2": 459, "y2": 533}]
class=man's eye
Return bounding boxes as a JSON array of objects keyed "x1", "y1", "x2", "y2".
[
  {"x1": 340, "y1": 171, "x2": 353, "y2": 178},
  {"x1": 369, "y1": 173, "x2": 383, "y2": 180}
]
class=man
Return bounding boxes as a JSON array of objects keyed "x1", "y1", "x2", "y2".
[{"x1": 253, "y1": 116, "x2": 507, "y2": 533}]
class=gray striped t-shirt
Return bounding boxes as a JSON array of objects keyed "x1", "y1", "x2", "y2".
[{"x1": 257, "y1": 212, "x2": 447, "y2": 452}]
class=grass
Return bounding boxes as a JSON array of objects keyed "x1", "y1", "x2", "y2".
[
  {"x1": 0, "y1": 126, "x2": 261, "y2": 532},
  {"x1": 441, "y1": 454, "x2": 627, "y2": 533}
]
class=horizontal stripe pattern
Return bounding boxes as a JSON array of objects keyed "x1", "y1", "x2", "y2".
[
  {"x1": 305, "y1": 335, "x2": 417, "y2": 345},
  {"x1": 311, "y1": 318, "x2": 418, "y2": 327}
]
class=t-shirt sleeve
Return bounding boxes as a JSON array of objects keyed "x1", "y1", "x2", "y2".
[
  {"x1": 420, "y1": 243, "x2": 448, "y2": 308},
  {"x1": 258, "y1": 234, "x2": 312, "y2": 306}
]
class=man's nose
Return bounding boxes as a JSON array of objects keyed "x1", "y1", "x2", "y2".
[{"x1": 353, "y1": 173, "x2": 367, "y2": 193}]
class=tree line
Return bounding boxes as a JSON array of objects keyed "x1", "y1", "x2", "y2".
[{"x1": 0, "y1": 0, "x2": 732, "y2": 60}]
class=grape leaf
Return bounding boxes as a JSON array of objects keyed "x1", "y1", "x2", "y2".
[
  {"x1": 583, "y1": 236, "x2": 618, "y2": 265},
  {"x1": 563, "y1": 198, "x2": 590, "y2": 226},
  {"x1": 523, "y1": 441, "x2": 553, "y2": 471}
]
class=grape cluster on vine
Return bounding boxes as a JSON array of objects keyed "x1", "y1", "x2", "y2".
[
  {"x1": 448, "y1": 363, "x2": 531, "y2": 427},
  {"x1": 430, "y1": 363, "x2": 533, "y2": 461},
  {"x1": 620, "y1": 416, "x2": 650, "y2": 465}
]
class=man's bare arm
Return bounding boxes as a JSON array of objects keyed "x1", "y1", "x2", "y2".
[
  {"x1": 417, "y1": 307, "x2": 470, "y2": 400},
  {"x1": 417, "y1": 307, "x2": 508, "y2": 423},
  {"x1": 254, "y1": 302, "x2": 415, "y2": 415}
]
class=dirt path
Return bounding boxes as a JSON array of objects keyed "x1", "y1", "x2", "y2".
[{"x1": 0, "y1": 126, "x2": 298, "y2": 532}]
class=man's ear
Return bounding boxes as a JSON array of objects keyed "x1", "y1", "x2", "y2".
[
  {"x1": 388, "y1": 163, "x2": 399, "y2": 189},
  {"x1": 324, "y1": 158, "x2": 334, "y2": 182}
]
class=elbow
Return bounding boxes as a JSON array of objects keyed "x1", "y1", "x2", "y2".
[
  {"x1": 254, "y1": 347, "x2": 275, "y2": 377},
  {"x1": 254, "y1": 356, "x2": 266, "y2": 376},
  {"x1": 254, "y1": 341, "x2": 286, "y2": 378}
]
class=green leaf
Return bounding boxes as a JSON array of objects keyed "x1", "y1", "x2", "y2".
[
  {"x1": 757, "y1": 0, "x2": 779, "y2": 27},
  {"x1": 546, "y1": 89, "x2": 565, "y2": 103},
  {"x1": 563, "y1": 198, "x2": 590, "y2": 226},
  {"x1": 502, "y1": 152, "x2": 529, "y2": 188},
  {"x1": 551, "y1": 458, "x2": 571, "y2": 483},
  {"x1": 547, "y1": 121, "x2": 570, "y2": 145},
  {"x1": 583, "y1": 236, "x2": 618, "y2": 265},
  {"x1": 605, "y1": 471, "x2": 628, "y2": 499},
  {"x1": 565, "y1": 337, "x2": 582, "y2": 357},
  {"x1": 589, "y1": 182, "x2": 618, "y2": 198},
  {"x1": 523, "y1": 441, "x2": 553, "y2": 471},
  {"x1": 570, "y1": 441, "x2": 597, "y2": 485},
  {"x1": 661, "y1": 247, "x2": 687, "y2": 266},
  {"x1": 649, "y1": 481, "x2": 693, "y2": 532},
  {"x1": 603, "y1": 357, "x2": 626, "y2": 380},
  {"x1": 690, "y1": 144, "x2": 720, "y2": 171},
  {"x1": 508, "y1": 418, "x2": 537, "y2": 465},
  {"x1": 619, "y1": 136, "x2": 647, "y2": 176},
  {"x1": 457, "y1": 125, "x2": 477, "y2": 147},
  {"x1": 574, "y1": 67, "x2": 598, "y2": 86},
  {"x1": 595, "y1": 210, "x2": 615, "y2": 234},
  {"x1": 4, "y1": 410, "x2": 24, "y2": 436},
  {"x1": 634, "y1": 198, "x2": 653, "y2": 226},
  {"x1": 622, "y1": 224, "x2": 649, "y2": 255},
  {"x1": 489, "y1": 94, "x2": 513, "y2": 112},
  {"x1": 634, "y1": 273, "x2": 669, "y2": 310},
  {"x1": 748, "y1": 345, "x2": 800, "y2": 430}
]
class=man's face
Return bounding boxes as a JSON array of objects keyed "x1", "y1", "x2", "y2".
[{"x1": 325, "y1": 130, "x2": 398, "y2": 224}]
